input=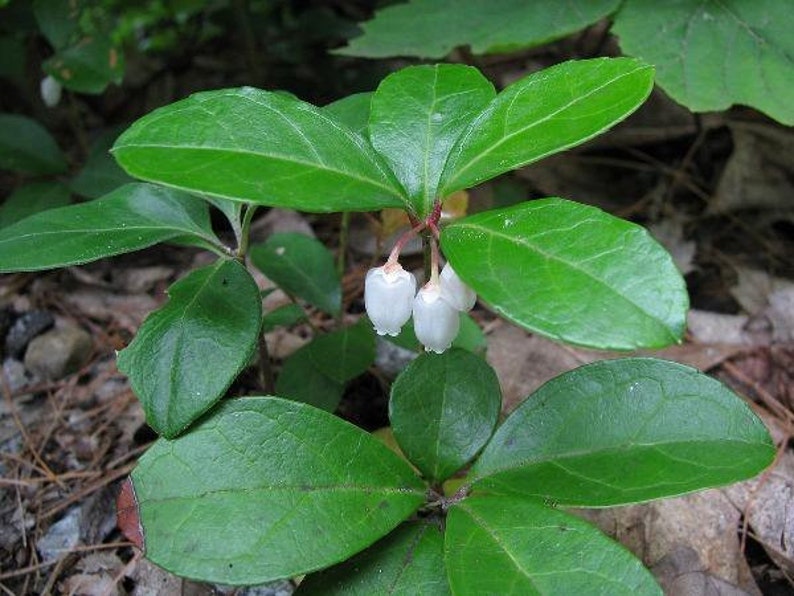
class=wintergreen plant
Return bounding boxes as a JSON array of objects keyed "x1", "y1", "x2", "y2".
[{"x1": 0, "y1": 58, "x2": 775, "y2": 593}]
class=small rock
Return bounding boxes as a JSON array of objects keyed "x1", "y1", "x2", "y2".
[
  {"x1": 24, "y1": 325, "x2": 92, "y2": 380},
  {"x1": 4, "y1": 310, "x2": 54, "y2": 358},
  {"x1": 38, "y1": 507, "x2": 82, "y2": 563},
  {"x1": 237, "y1": 580, "x2": 294, "y2": 596},
  {"x1": 2, "y1": 357, "x2": 34, "y2": 393},
  {"x1": 374, "y1": 337, "x2": 417, "y2": 379}
]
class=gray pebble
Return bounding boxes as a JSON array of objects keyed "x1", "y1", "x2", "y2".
[{"x1": 24, "y1": 325, "x2": 92, "y2": 380}]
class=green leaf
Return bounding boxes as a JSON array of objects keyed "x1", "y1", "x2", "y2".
[
  {"x1": 0, "y1": 113, "x2": 67, "y2": 175},
  {"x1": 130, "y1": 396, "x2": 426, "y2": 584},
  {"x1": 250, "y1": 232, "x2": 341, "y2": 315},
  {"x1": 614, "y1": 0, "x2": 794, "y2": 125},
  {"x1": 276, "y1": 343, "x2": 344, "y2": 411},
  {"x1": 296, "y1": 520, "x2": 450, "y2": 595},
  {"x1": 389, "y1": 349, "x2": 501, "y2": 483},
  {"x1": 441, "y1": 199, "x2": 688, "y2": 350},
  {"x1": 438, "y1": 58, "x2": 654, "y2": 196},
  {"x1": 69, "y1": 127, "x2": 134, "y2": 199},
  {"x1": 262, "y1": 303, "x2": 306, "y2": 332},
  {"x1": 322, "y1": 92, "x2": 372, "y2": 137},
  {"x1": 308, "y1": 319, "x2": 375, "y2": 384},
  {"x1": 117, "y1": 259, "x2": 262, "y2": 438},
  {"x1": 0, "y1": 183, "x2": 218, "y2": 272},
  {"x1": 339, "y1": 0, "x2": 620, "y2": 59},
  {"x1": 445, "y1": 494, "x2": 662, "y2": 595},
  {"x1": 43, "y1": 36, "x2": 123, "y2": 94},
  {"x1": 33, "y1": 0, "x2": 79, "y2": 49},
  {"x1": 472, "y1": 358, "x2": 776, "y2": 506},
  {"x1": 370, "y1": 64, "x2": 495, "y2": 216},
  {"x1": 0, "y1": 181, "x2": 71, "y2": 228},
  {"x1": 112, "y1": 88, "x2": 407, "y2": 212}
]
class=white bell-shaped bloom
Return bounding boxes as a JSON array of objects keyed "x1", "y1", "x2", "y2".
[
  {"x1": 40, "y1": 75, "x2": 62, "y2": 108},
  {"x1": 440, "y1": 263, "x2": 476, "y2": 311},
  {"x1": 413, "y1": 281, "x2": 460, "y2": 354},
  {"x1": 365, "y1": 264, "x2": 416, "y2": 336}
]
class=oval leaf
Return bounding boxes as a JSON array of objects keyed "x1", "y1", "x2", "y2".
[
  {"x1": 0, "y1": 183, "x2": 217, "y2": 273},
  {"x1": 439, "y1": 58, "x2": 654, "y2": 196},
  {"x1": 117, "y1": 259, "x2": 262, "y2": 438},
  {"x1": 472, "y1": 358, "x2": 776, "y2": 506},
  {"x1": 445, "y1": 494, "x2": 661, "y2": 595},
  {"x1": 0, "y1": 113, "x2": 67, "y2": 175},
  {"x1": 389, "y1": 349, "x2": 501, "y2": 483},
  {"x1": 251, "y1": 232, "x2": 341, "y2": 315},
  {"x1": 441, "y1": 198, "x2": 688, "y2": 350},
  {"x1": 308, "y1": 318, "x2": 376, "y2": 384},
  {"x1": 370, "y1": 64, "x2": 495, "y2": 216},
  {"x1": 69, "y1": 127, "x2": 134, "y2": 199},
  {"x1": 339, "y1": 0, "x2": 621, "y2": 59},
  {"x1": 614, "y1": 0, "x2": 794, "y2": 125},
  {"x1": 43, "y1": 36, "x2": 124, "y2": 94},
  {"x1": 130, "y1": 396, "x2": 426, "y2": 584},
  {"x1": 296, "y1": 520, "x2": 450, "y2": 595},
  {"x1": 112, "y1": 88, "x2": 407, "y2": 212},
  {"x1": 322, "y1": 92, "x2": 372, "y2": 137},
  {"x1": 276, "y1": 343, "x2": 345, "y2": 412}
]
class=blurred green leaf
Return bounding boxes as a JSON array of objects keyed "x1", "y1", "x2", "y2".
[
  {"x1": 369, "y1": 64, "x2": 494, "y2": 216},
  {"x1": 130, "y1": 396, "x2": 426, "y2": 584},
  {"x1": 262, "y1": 303, "x2": 306, "y2": 332},
  {"x1": 33, "y1": 0, "x2": 79, "y2": 48},
  {"x1": 0, "y1": 183, "x2": 218, "y2": 272},
  {"x1": 389, "y1": 349, "x2": 501, "y2": 483},
  {"x1": 251, "y1": 232, "x2": 341, "y2": 315},
  {"x1": 308, "y1": 319, "x2": 375, "y2": 384},
  {"x1": 445, "y1": 494, "x2": 662, "y2": 594},
  {"x1": 0, "y1": 181, "x2": 71, "y2": 228},
  {"x1": 473, "y1": 358, "x2": 776, "y2": 506},
  {"x1": 339, "y1": 0, "x2": 620, "y2": 59},
  {"x1": 43, "y1": 36, "x2": 124, "y2": 94},
  {"x1": 69, "y1": 127, "x2": 134, "y2": 199},
  {"x1": 113, "y1": 88, "x2": 407, "y2": 212},
  {"x1": 117, "y1": 259, "x2": 262, "y2": 437},
  {"x1": 276, "y1": 343, "x2": 345, "y2": 412},
  {"x1": 296, "y1": 520, "x2": 450, "y2": 595},
  {"x1": 441, "y1": 199, "x2": 688, "y2": 350},
  {"x1": 0, "y1": 113, "x2": 67, "y2": 175},
  {"x1": 614, "y1": 0, "x2": 794, "y2": 125}
]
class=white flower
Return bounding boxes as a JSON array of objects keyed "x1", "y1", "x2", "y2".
[
  {"x1": 40, "y1": 75, "x2": 62, "y2": 108},
  {"x1": 413, "y1": 281, "x2": 460, "y2": 353},
  {"x1": 365, "y1": 264, "x2": 416, "y2": 336},
  {"x1": 440, "y1": 263, "x2": 476, "y2": 311}
]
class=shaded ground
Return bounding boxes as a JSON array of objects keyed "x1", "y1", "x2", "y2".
[{"x1": 1, "y1": 7, "x2": 793, "y2": 595}]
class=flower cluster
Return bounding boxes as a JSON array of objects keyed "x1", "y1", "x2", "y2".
[{"x1": 365, "y1": 262, "x2": 475, "y2": 354}]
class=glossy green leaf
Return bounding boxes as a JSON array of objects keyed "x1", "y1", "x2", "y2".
[
  {"x1": 0, "y1": 113, "x2": 67, "y2": 175},
  {"x1": 339, "y1": 0, "x2": 620, "y2": 59},
  {"x1": 472, "y1": 358, "x2": 776, "y2": 506},
  {"x1": 614, "y1": 0, "x2": 794, "y2": 125},
  {"x1": 0, "y1": 183, "x2": 218, "y2": 272},
  {"x1": 370, "y1": 64, "x2": 494, "y2": 216},
  {"x1": 112, "y1": 88, "x2": 407, "y2": 212},
  {"x1": 296, "y1": 520, "x2": 450, "y2": 595},
  {"x1": 262, "y1": 303, "x2": 306, "y2": 332},
  {"x1": 322, "y1": 92, "x2": 372, "y2": 137},
  {"x1": 389, "y1": 349, "x2": 500, "y2": 483},
  {"x1": 445, "y1": 494, "x2": 661, "y2": 595},
  {"x1": 69, "y1": 127, "x2": 134, "y2": 198},
  {"x1": 250, "y1": 232, "x2": 341, "y2": 315},
  {"x1": 439, "y1": 58, "x2": 654, "y2": 196},
  {"x1": 117, "y1": 259, "x2": 262, "y2": 438},
  {"x1": 441, "y1": 199, "x2": 688, "y2": 350},
  {"x1": 130, "y1": 396, "x2": 426, "y2": 584},
  {"x1": 0, "y1": 181, "x2": 71, "y2": 228},
  {"x1": 308, "y1": 319, "x2": 375, "y2": 384},
  {"x1": 43, "y1": 36, "x2": 123, "y2": 94},
  {"x1": 276, "y1": 343, "x2": 344, "y2": 412}
]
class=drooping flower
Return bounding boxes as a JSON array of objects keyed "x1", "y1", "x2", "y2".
[
  {"x1": 365, "y1": 263, "x2": 416, "y2": 336},
  {"x1": 40, "y1": 75, "x2": 62, "y2": 108},
  {"x1": 439, "y1": 262, "x2": 476, "y2": 311},
  {"x1": 413, "y1": 281, "x2": 459, "y2": 353}
]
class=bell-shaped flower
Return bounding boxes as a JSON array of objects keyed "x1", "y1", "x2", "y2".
[
  {"x1": 365, "y1": 263, "x2": 416, "y2": 336},
  {"x1": 440, "y1": 263, "x2": 476, "y2": 311},
  {"x1": 413, "y1": 281, "x2": 460, "y2": 354},
  {"x1": 40, "y1": 75, "x2": 62, "y2": 108}
]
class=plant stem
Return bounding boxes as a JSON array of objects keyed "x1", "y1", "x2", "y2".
[
  {"x1": 337, "y1": 212, "x2": 350, "y2": 278},
  {"x1": 237, "y1": 204, "x2": 258, "y2": 258},
  {"x1": 257, "y1": 327, "x2": 275, "y2": 394},
  {"x1": 422, "y1": 232, "x2": 432, "y2": 283}
]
